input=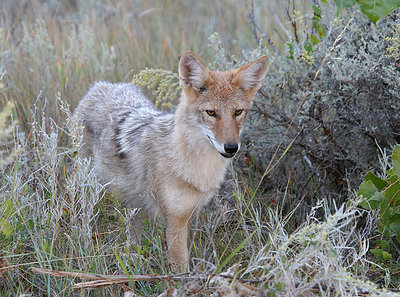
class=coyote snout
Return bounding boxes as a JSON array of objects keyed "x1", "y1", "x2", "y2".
[
  {"x1": 207, "y1": 136, "x2": 239, "y2": 158},
  {"x1": 75, "y1": 51, "x2": 269, "y2": 271},
  {"x1": 223, "y1": 143, "x2": 238, "y2": 157}
]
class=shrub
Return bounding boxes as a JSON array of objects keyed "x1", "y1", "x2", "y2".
[
  {"x1": 358, "y1": 145, "x2": 400, "y2": 283},
  {"x1": 239, "y1": 8, "x2": 400, "y2": 225}
]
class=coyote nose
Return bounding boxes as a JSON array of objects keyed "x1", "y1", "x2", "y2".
[{"x1": 224, "y1": 143, "x2": 238, "y2": 154}]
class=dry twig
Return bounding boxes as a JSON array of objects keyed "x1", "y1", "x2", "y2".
[{"x1": 30, "y1": 266, "x2": 263, "y2": 290}]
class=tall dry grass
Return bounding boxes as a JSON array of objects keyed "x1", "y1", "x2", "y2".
[{"x1": 0, "y1": 0, "x2": 303, "y2": 128}]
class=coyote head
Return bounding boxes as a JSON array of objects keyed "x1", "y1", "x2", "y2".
[{"x1": 178, "y1": 51, "x2": 269, "y2": 158}]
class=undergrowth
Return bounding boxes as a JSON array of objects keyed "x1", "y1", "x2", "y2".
[
  {"x1": 0, "y1": 102, "x2": 397, "y2": 296},
  {"x1": 1, "y1": 0, "x2": 400, "y2": 296}
]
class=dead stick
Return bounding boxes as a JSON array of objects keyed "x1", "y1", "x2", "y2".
[
  {"x1": 74, "y1": 279, "x2": 131, "y2": 289},
  {"x1": 30, "y1": 266, "x2": 263, "y2": 287},
  {"x1": 31, "y1": 267, "x2": 400, "y2": 293},
  {"x1": 31, "y1": 267, "x2": 124, "y2": 280}
]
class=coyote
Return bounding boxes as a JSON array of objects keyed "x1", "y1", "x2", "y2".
[{"x1": 75, "y1": 51, "x2": 268, "y2": 270}]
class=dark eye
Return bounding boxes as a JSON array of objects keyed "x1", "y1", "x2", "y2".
[
  {"x1": 235, "y1": 109, "x2": 243, "y2": 116},
  {"x1": 199, "y1": 86, "x2": 207, "y2": 93},
  {"x1": 206, "y1": 110, "x2": 216, "y2": 117}
]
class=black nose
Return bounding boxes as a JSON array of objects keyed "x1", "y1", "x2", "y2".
[{"x1": 224, "y1": 143, "x2": 238, "y2": 154}]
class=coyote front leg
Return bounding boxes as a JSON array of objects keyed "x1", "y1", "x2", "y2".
[{"x1": 165, "y1": 210, "x2": 191, "y2": 271}]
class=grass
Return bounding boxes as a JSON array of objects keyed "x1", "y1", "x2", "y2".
[
  {"x1": 1, "y1": 0, "x2": 255, "y2": 129},
  {"x1": 1, "y1": 0, "x2": 400, "y2": 296}
]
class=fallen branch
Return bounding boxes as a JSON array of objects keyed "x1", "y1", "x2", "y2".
[
  {"x1": 30, "y1": 266, "x2": 400, "y2": 294},
  {"x1": 30, "y1": 266, "x2": 263, "y2": 290},
  {"x1": 30, "y1": 267, "x2": 129, "y2": 281}
]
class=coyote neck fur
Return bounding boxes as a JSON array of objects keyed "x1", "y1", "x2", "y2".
[{"x1": 168, "y1": 98, "x2": 229, "y2": 194}]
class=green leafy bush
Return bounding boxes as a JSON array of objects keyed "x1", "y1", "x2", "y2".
[
  {"x1": 335, "y1": 0, "x2": 400, "y2": 24},
  {"x1": 358, "y1": 145, "x2": 400, "y2": 263}
]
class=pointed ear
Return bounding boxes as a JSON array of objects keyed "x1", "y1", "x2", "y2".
[
  {"x1": 179, "y1": 51, "x2": 209, "y2": 91},
  {"x1": 232, "y1": 56, "x2": 269, "y2": 92}
]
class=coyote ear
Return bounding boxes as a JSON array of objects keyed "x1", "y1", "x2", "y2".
[
  {"x1": 232, "y1": 56, "x2": 269, "y2": 92},
  {"x1": 179, "y1": 51, "x2": 208, "y2": 91}
]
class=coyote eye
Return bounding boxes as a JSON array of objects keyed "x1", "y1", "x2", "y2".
[
  {"x1": 234, "y1": 109, "x2": 243, "y2": 116},
  {"x1": 198, "y1": 86, "x2": 207, "y2": 93},
  {"x1": 206, "y1": 110, "x2": 216, "y2": 117}
]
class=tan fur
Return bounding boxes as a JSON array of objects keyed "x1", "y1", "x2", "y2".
[{"x1": 74, "y1": 51, "x2": 269, "y2": 271}]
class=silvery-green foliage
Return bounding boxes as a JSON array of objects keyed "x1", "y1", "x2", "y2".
[
  {"x1": 132, "y1": 68, "x2": 180, "y2": 110},
  {"x1": 0, "y1": 97, "x2": 111, "y2": 294},
  {"x1": 207, "y1": 32, "x2": 236, "y2": 70},
  {"x1": 242, "y1": 199, "x2": 395, "y2": 296},
  {"x1": 0, "y1": 101, "x2": 19, "y2": 168},
  {"x1": 64, "y1": 156, "x2": 107, "y2": 254},
  {"x1": 386, "y1": 23, "x2": 400, "y2": 59},
  {"x1": 235, "y1": 10, "x2": 400, "y2": 221}
]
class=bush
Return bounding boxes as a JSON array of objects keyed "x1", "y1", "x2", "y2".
[
  {"x1": 358, "y1": 145, "x2": 400, "y2": 283},
  {"x1": 239, "y1": 8, "x2": 400, "y2": 225}
]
